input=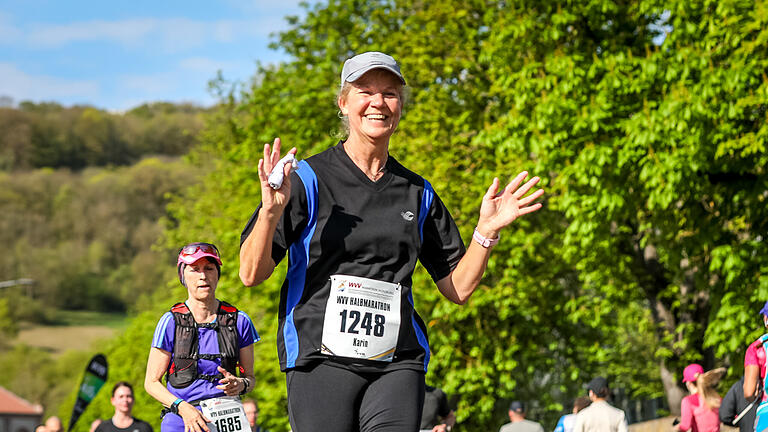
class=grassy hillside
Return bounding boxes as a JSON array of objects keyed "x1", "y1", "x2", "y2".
[{"x1": 14, "y1": 310, "x2": 128, "y2": 356}]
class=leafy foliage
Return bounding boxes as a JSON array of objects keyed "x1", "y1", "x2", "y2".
[
  {"x1": 478, "y1": 0, "x2": 768, "y2": 411},
  {"x1": 0, "y1": 157, "x2": 194, "y2": 320},
  {"x1": 9, "y1": 0, "x2": 767, "y2": 430}
]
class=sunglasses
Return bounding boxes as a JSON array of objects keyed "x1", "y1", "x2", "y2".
[{"x1": 180, "y1": 243, "x2": 220, "y2": 257}]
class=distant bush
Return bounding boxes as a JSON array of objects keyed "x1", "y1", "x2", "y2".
[
  {"x1": 0, "y1": 298, "x2": 16, "y2": 344},
  {"x1": 0, "y1": 102, "x2": 210, "y2": 171}
]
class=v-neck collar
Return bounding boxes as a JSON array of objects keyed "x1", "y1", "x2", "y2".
[{"x1": 334, "y1": 141, "x2": 394, "y2": 191}]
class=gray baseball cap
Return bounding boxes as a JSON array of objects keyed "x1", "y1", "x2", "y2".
[{"x1": 340, "y1": 51, "x2": 406, "y2": 87}]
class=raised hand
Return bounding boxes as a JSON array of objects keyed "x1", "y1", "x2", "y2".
[
  {"x1": 215, "y1": 366, "x2": 244, "y2": 396},
  {"x1": 258, "y1": 137, "x2": 297, "y2": 214},
  {"x1": 476, "y1": 171, "x2": 543, "y2": 238}
]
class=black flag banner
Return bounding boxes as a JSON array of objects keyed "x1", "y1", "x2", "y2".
[{"x1": 67, "y1": 354, "x2": 108, "y2": 432}]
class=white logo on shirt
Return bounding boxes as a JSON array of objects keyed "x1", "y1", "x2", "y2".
[{"x1": 400, "y1": 211, "x2": 414, "y2": 221}]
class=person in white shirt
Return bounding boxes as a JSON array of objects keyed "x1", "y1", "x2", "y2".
[
  {"x1": 499, "y1": 401, "x2": 545, "y2": 432},
  {"x1": 572, "y1": 377, "x2": 628, "y2": 432}
]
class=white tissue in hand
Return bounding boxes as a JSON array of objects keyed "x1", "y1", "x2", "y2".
[{"x1": 268, "y1": 153, "x2": 298, "y2": 189}]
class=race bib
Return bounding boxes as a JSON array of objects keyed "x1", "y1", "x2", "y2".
[
  {"x1": 321, "y1": 275, "x2": 402, "y2": 362},
  {"x1": 199, "y1": 397, "x2": 249, "y2": 432}
]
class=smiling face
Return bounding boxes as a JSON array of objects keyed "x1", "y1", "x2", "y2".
[
  {"x1": 183, "y1": 257, "x2": 219, "y2": 301},
  {"x1": 338, "y1": 68, "x2": 403, "y2": 144},
  {"x1": 111, "y1": 384, "x2": 134, "y2": 415}
]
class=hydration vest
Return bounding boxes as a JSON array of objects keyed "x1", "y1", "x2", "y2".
[{"x1": 166, "y1": 301, "x2": 240, "y2": 388}]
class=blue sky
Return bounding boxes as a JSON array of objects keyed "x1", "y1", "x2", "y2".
[{"x1": 0, "y1": 0, "x2": 307, "y2": 111}]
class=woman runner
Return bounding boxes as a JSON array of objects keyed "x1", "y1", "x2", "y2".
[
  {"x1": 675, "y1": 363, "x2": 724, "y2": 432},
  {"x1": 239, "y1": 51, "x2": 544, "y2": 431},
  {"x1": 145, "y1": 242, "x2": 259, "y2": 432}
]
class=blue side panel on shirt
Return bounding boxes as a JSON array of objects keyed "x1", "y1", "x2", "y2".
[
  {"x1": 284, "y1": 160, "x2": 318, "y2": 368},
  {"x1": 411, "y1": 178, "x2": 435, "y2": 372},
  {"x1": 408, "y1": 291, "x2": 430, "y2": 373},
  {"x1": 418, "y1": 179, "x2": 435, "y2": 242}
]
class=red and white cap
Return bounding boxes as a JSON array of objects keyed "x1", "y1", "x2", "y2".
[
  {"x1": 177, "y1": 242, "x2": 222, "y2": 266},
  {"x1": 177, "y1": 242, "x2": 222, "y2": 286}
]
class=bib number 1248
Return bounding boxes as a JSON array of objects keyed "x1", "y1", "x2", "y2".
[{"x1": 339, "y1": 310, "x2": 385, "y2": 337}]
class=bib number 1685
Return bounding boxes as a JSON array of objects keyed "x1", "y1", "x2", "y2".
[
  {"x1": 339, "y1": 310, "x2": 385, "y2": 337},
  {"x1": 213, "y1": 417, "x2": 241, "y2": 432}
]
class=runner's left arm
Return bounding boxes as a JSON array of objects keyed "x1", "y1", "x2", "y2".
[
  {"x1": 437, "y1": 172, "x2": 543, "y2": 304},
  {"x1": 215, "y1": 344, "x2": 255, "y2": 396}
]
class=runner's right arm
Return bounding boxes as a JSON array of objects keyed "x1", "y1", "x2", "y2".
[
  {"x1": 239, "y1": 211, "x2": 280, "y2": 286},
  {"x1": 239, "y1": 138, "x2": 296, "y2": 286},
  {"x1": 144, "y1": 347, "x2": 210, "y2": 432}
]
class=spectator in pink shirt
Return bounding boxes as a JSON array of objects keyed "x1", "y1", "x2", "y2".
[{"x1": 674, "y1": 363, "x2": 725, "y2": 432}]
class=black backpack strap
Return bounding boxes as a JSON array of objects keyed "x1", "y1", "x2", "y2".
[
  {"x1": 167, "y1": 303, "x2": 199, "y2": 388},
  {"x1": 165, "y1": 300, "x2": 240, "y2": 388},
  {"x1": 217, "y1": 301, "x2": 240, "y2": 375}
]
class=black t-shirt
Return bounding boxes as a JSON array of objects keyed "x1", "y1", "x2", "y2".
[
  {"x1": 720, "y1": 377, "x2": 755, "y2": 432},
  {"x1": 420, "y1": 385, "x2": 452, "y2": 428},
  {"x1": 95, "y1": 418, "x2": 153, "y2": 432},
  {"x1": 241, "y1": 142, "x2": 465, "y2": 373}
]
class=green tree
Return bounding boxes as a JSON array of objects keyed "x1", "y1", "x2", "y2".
[
  {"x1": 52, "y1": 0, "x2": 768, "y2": 429},
  {"x1": 475, "y1": 0, "x2": 768, "y2": 416}
]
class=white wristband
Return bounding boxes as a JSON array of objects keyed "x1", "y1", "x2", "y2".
[{"x1": 472, "y1": 227, "x2": 499, "y2": 248}]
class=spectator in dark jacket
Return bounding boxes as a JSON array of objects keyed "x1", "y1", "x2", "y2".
[{"x1": 720, "y1": 376, "x2": 757, "y2": 432}]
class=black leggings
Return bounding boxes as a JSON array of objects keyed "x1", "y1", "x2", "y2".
[{"x1": 286, "y1": 362, "x2": 425, "y2": 432}]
